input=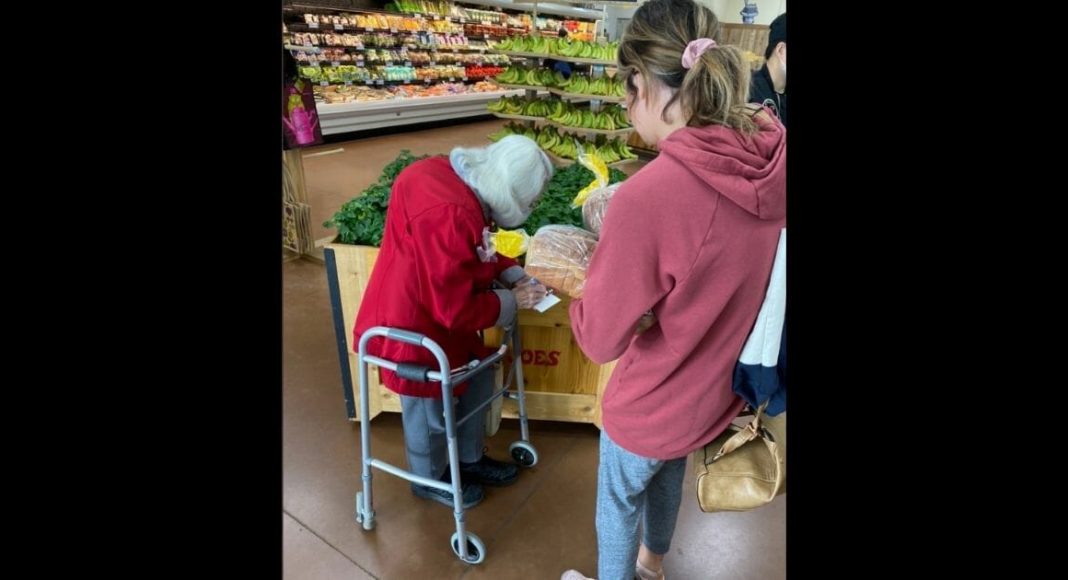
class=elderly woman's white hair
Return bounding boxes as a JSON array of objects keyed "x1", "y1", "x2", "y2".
[{"x1": 449, "y1": 135, "x2": 554, "y2": 228}]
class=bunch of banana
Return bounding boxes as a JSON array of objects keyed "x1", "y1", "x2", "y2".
[
  {"x1": 562, "y1": 74, "x2": 590, "y2": 94},
  {"x1": 548, "y1": 133, "x2": 584, "y2": 160},
  {"x1": 487, "y1": 122, "x2": 519, "y2": 142},
  {"x1": 546, "y1": 101, "x2": 576, "y2": 123},
  {"x1": 600, "y1": 104, "x2": 631, "y2": 129},
  {"x1": 521, "y1": 98, "x2": 555, "y2": 117},
  {"x1": 548, "y1": 103, "x2": 631, "y2": 131},
  {"x1": 558, "y1": 40, "x2": 618, "y2": 61},
  {"x1": 486, "y1": 97, "x2": 508, "y2": 113},
  {"x1": 587, "y1": 135, "x2": 638, "y2": 163},
  {"x1": 546, "y1": 98, "x2": 567, "y2": 118},
  {"x1": 491, "y1": 124, "x2": 636, "y2": 161},
  {"x1": 495, "y1": 37, "x2": 516, "y2": 51},
  {"x1": 536, "y1": 125, "x2": 564, "y2": 151},
  {"x1": 588, "y1": 76, "x2": 612, "y2": 96},
  {"x1": 552, "y1": 39, "x2": 586, "y2": 58},
  {"x1": 495, "y1": 66, "x2": 526, "y2": 84}
]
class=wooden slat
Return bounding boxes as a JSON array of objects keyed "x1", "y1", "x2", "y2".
[
  {"x1": 328, "y1": 243, "x2": 385, "y2": 421},
  {"x1": 502, "y1": 392, "x2": 598, "y2": 423}
]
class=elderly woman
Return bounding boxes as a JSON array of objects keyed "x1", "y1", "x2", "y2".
[{"x1": 353, "y1": 135, "x2": 552, "y2": 509}]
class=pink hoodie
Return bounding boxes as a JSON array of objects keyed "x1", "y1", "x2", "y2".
[{"x1": 570, "y1": 115, "x2": 786, "y2": 460}]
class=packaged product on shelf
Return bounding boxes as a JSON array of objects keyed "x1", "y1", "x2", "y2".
[{"x1": 283, "y1": 75, "x2": 324, "y2": 149}]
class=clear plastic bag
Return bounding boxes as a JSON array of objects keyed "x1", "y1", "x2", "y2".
[
  {"x1": 571, "y1": 146, "x2": 610, "y2": 208},
  {"x1": 581, "y1": 182, "x2": 623, "y2": 236},
  {"x1": 524, "y1": 225, "x2": 599, "y2": 298}
]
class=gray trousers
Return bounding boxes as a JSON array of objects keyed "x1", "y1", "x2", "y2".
[
  {"x1": 399, "y1": 368, "x2": 492, "y2": 480},
  {"x1": 596, "y1": 429, "x2": 687, "y2": 580}
]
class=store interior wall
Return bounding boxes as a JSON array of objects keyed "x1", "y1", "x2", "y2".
[
  {"x1": 605, "y1": 0, "x2": 784, "y2": 40},
  {"x1": 705, "y1": 0, "x2": 786, "y2": 25}
]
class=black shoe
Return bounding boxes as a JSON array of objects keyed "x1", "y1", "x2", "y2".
[
  {"x1": 411, "y1": 472, "x2": 484, "y2": 509},
  {"x1": 460, "y1": 452, "x2": 519, "y2": 487}
]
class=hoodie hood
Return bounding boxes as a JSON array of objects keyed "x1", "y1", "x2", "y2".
[{"x1": 657, "y1": 112, "x2": 786, "y2": 220}]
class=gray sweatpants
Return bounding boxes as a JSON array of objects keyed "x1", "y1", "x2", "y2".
[
  {"x1": 398, "y1": 368, "x2": 491, "y2": 480},
  {"x1": 596, "y1": 429, "x2": 686, "y2": 580}
]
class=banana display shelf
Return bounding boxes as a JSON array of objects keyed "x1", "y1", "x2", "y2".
[
  {"x1": 547, "y1": 88, "x2": 625, "y2": 103},
  {"x1": 494, "y1": 85, "x2": 624, "y2": 104},
  {"x1": 487, "y1": 98, "x2": 634, "y2": 138},
  {"x1": 498, "y1": 50, "x2": 616, "y2": 67},
  {"x1": 488, "y1": 114, "x2": 634, "y2": 139},
  {"x1": 497, "y1": 83, "x2": 554, "y2": 93},
  {"x1": 547, "y1": 152, "x2": 639, "y2": 169}
]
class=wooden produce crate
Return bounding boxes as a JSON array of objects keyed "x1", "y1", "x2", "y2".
[{"x1": 324, "y1": 242, "x2": 615, "y2": 427}]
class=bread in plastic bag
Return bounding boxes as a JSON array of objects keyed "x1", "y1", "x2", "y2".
[
  {"x1": 582, "y1": 182, "x2": 623, "y2": 236},
  {"x1": 525, "y1": 225, "x2": 598, "y2": 299}
]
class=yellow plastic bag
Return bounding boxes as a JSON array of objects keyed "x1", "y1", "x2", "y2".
[
  {"x1": 492, "y1": 228, "x2": 530, "y2": 258},
  {"x1": 571, "y1": 146, "x2": 610, "y2": 208}
]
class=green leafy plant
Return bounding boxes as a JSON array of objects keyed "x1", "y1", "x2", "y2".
[
  {"x1": 324, "y1": 150, "x2": 627, "y2": 246},
  {"x1": 522, "y1": 164, "x2": 626, "y2": 236},
  {"x1": 324, "y1": 150, "x2": 429, "y2": 246}
]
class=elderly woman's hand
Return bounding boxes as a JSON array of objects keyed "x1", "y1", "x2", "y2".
[{"x1": 512, "y1": 281, "x2": 548, "y2": 309}]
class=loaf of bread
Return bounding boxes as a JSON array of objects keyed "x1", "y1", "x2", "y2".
[
  {"x1": 581, "y1": 182, "x2": 622, "y2": 236},
  {"x1": 524, "y1": 225, "x2": 598, "y2": 298}
]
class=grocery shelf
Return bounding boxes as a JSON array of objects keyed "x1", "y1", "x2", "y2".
[
  {"x1": 543, "y1": 152, "x2": 636, "y2": 168},
  {"x1": 489, "y1": 112, "x2": 546, "y2": 122},
  {"x1": 547, "y1": 88, "x2": 625, "y2": 103},
  {"x1": 496, "y1": 83, "x2": 552, "y2": 92},
  {"x1": 317, "y1": 89, "x2": 524, "y2": 135},
  {"x1": 543, "y1": 120, "x2": 634, "y2": 137},
  {"x1": 497, "y1": 50, "x2": 615, "y2": 66}
]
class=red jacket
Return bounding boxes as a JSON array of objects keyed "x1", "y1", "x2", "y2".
[
  {"x1": 353, "y1": 157, "x2": 518, "y2": 398},
  {"x1": 570, "y1": 113, "x2": 786, "y2": 460}
]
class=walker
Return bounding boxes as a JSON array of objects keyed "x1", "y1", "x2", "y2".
[{"x1": 354, "y1": 326, "x2": 538, "y2": 564}]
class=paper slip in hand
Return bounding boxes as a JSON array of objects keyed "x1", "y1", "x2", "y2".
[{"x1": 533, "y1": 293, "x2": 561, "y2": 313}]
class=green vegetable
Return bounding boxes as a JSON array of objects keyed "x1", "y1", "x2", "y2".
[
  {"x1": 324, "y1": 150, "x2": 429, "y2": 246},
  {"x1": 522, "y1": 164, "x2": 626, "y2": 236},
  {"x1": 324, "y1": 151, "x2": 627, "y2": 246}
]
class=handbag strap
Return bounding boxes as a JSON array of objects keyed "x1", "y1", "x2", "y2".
[{"x1": 711, "y1": 401, "x2": 769, "y2": 461}]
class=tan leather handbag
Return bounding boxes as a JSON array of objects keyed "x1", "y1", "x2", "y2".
[{"x1": 692, "y1": 403, "x2": 786, "y2": 513}]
